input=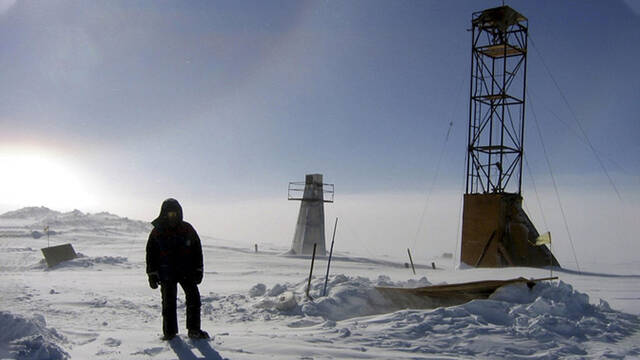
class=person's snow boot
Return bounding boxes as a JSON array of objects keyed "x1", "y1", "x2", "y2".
[
  {"x1": 188, "y1": 329, "x2": 210, "y2": 339},
  {"x1": 162, "y1": 333, "x2": 177, "y2": 341}
]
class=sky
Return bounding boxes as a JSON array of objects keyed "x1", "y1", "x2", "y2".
[{"x1": 0, "y1": 0, "x2": 639, "y2": 267}]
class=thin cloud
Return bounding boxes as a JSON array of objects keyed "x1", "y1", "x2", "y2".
[
  {"x1": 623, "y1": 0, "x2": 640, "y2": 15},
  {"x1": 0, "y1": 0, "x2": 15, "y2": 15}
]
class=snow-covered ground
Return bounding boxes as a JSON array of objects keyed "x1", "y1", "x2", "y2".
[{"x1": 1, "y1": 207, "x2": 639, "y2": 359}]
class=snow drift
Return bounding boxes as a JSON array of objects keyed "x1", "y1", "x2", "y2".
[
  {"x1": 0, "y1": 311, "x2": 68, "y2": 360},
  {"x1": 220, "y1": 275, "x2": 640, "y2": 358}
]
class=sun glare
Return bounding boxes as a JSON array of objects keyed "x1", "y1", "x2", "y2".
[{"x1": 0, "y1": 149, "x2": 99, "y2": 211}]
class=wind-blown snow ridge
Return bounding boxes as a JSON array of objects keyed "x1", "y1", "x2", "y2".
[
  {"x1": 0, "y1": 206, "x2": 151, "y2": 234},
  {"x1": 0, "y1": 206, "x2": 62, "y2": 219}
]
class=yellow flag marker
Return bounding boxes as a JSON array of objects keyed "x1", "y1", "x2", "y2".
[{"x1": 535, "y1": 231, "x2": 551, "y2": 246}]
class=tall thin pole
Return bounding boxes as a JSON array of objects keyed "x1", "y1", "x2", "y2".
[
  {"x1": 323, "y1": 218, "x2": 338, "y2": 297},
  {"x1": 466, "y1": 25, "x2": 476, "y2": 194},
  {"x1": 306, "y1": 243, "x2": 317, "y2": 300},
  {"x1": 549, "y1": 233, "x2": 553, "y2": 279},
  {"x1": 407, "y1": 248, "x2": 416, "y2": 275},
  {"x1": 519, "y1": 25, "x2": 528, "y2": 195}
]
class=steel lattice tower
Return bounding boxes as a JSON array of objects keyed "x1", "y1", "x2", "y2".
[
  {"x1": 466, "y1": 6, "x2": 528, "y2": 195},
  {"x1": 460, "y1": 6, "x2": 558, "y2": 268}
]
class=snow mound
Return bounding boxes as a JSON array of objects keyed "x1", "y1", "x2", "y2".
[
  {"x1": 0, "y1": 311, "x2": 68, "y2": 360},
  {"x1": 319, "y1": 280, "x2": 639, "y2": 358},
  {"x1": 295, "y1": 275, "x2": 434, "y2": 321},
  {"x1": 202, "y1": 275, "x2": 640, "y2": 357},
  {"x1": 201, "y1": 275, "x2": 435, "y2": 324},
  {"x1": 486, "y1": 281, "x2": 639, "y2": 343},
  {"x1": 249, "y1": 283, "x2": 267, "y2": 297}
]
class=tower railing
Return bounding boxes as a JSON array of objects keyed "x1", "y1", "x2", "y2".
[{"x1": 288, "y1": 182, "x2": 334, "y2": 203}]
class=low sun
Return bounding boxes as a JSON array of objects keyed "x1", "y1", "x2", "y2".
[{"x1": 0, "y1": 148, "x2": 98, "y2": 211}]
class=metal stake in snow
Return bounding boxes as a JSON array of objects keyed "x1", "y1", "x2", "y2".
[
  {"x1": 306, "y1": 243, "x2": 317, "y2": 300},
  {"x1": 407, "y1": 248, "x2": 416, "y2": 275},
  {"x1": 549, "y1": 234, "x2": 553, "y2": 279},
  {"x1": 322, "y1": 217, "x2": 338, "y2": 297},
  {"x1": 45, "y1": 225, "x2": 50, "y2": 247}
]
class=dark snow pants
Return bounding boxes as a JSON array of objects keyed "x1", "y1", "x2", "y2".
[{"x1": 160, "y1": 280, "x2": 201, "y2": 336}]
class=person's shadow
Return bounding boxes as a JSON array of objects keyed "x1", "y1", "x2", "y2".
[{"x1": 168, "y1": 337, "x2": 228, "y2": 360}]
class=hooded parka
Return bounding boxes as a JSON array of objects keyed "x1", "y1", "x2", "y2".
[
  {"x1": 146, "y1": 198, "x2": 206, "y2": 338},
  {"x1": 146, "y1": 198, "x2": 203, "y2": 283}
]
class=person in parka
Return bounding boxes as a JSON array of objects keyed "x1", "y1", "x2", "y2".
[{"x1": 146, "y1": 198, "x2": 209, "y2": 340}]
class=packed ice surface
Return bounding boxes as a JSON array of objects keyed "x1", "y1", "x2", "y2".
[{"x1": 1, "y1": 207, "x2": 639, "y2": 359}]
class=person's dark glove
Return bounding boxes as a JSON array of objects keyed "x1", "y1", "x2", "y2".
[
  {"x1": 194, "y1": 270, "x2": 203, "y2": 285},
  {"x1": 148, "y1": 274, "x2": 160, "y2": 289}
]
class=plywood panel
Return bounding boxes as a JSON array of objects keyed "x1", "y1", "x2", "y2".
[{"x1": 41, "y1": 243, "x2": 77, "y2": 267}]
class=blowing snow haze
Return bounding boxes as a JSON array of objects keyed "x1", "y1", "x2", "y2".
[{"x1": 0, "y1": 0, "x2": 639, "y2": 266}]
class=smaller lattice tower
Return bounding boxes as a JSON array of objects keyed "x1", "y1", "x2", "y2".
[{"x1": 288, "y1": 174, "x2": 334, "y2": 256}]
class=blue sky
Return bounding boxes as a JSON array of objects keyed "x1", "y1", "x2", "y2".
[{"x1": 0, "y1": 0, "x2": 638, "y2": 265}]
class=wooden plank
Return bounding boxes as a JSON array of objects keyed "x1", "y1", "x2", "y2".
[
  {"x1": 475, "y1": 230, "x2": 497, "y2": 267},
  {"x1": 376, "y1": 277, "x2": 557, "y2": 299},
  {"x1": 497, "y1": 242, "x2": 515, "y2": 266},
  {"x1": 478, "y1": 44, "x2": 525, "y2": 58}
]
